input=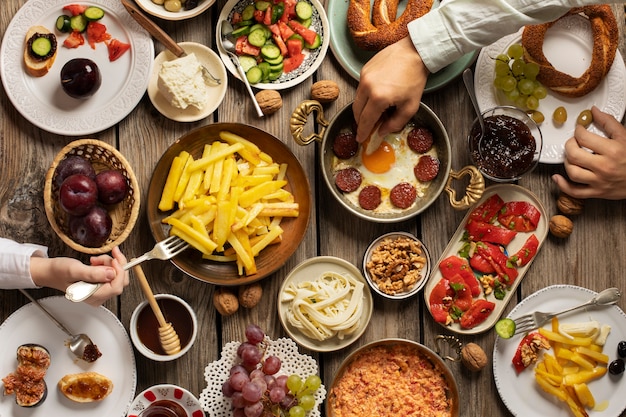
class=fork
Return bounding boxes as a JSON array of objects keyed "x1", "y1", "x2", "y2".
[
  {"x1": 513, "y1": 287, "x2": 621, "y2": 335},
  {"x1": 65, "y1": 236, "x2": 190, "y2": 303}
]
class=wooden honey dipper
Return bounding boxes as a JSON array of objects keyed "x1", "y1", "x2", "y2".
[{"x1": 133, "y1": 265, "x2": 181, "y2": 355}]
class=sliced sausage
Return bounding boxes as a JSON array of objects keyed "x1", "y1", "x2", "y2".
[
  {"x1": 332, "y1": 131, "x2": 359, "y2": 159},
  {"x1": 414, "y1": 155, "x2": 440, "y2": 182},
  {"x1": 335, "y1": 167, "x2": 362, "y2": 193},
  {"x1": 407, "y1": 127, "x2": 434, "y2": 153},
  {"x1": 358, "y1": 185, "x2": 382, "y2": 210},
  {"x1": 390, "y1": 182, "x2": 417, "y2": 209}
]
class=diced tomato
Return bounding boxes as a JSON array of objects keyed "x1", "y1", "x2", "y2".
[
  {"x1": 231, "y1": 12, "x2": 242, "y2": 24},
  {"x1": 263, "y1": 6, "x2": 273, "y2": 25},
  {"x1": 475, "y1": 242, "x2": 518, "y2": 286},
  {"x1": 465, "y1": 220, "x2": 517, "y2": 246},
  {"x1": 253, "y1": 9, "x2": 265, "y2": 22},
  {"x1": 512, "y1": 332, "x2": 549, "y2": 373},
  {"x1": 63, "y1": 31, "x2": 85, "y2": 49},
  {"x1": 86, "y1": 22, "x2": 111, "y2": 49},
  {"x1": 107, "y1": 39, "x2": 131, "y2": 62},
  {"x1": 272, "y1": 33, "x2": 288, "y2": 56},
  {"x1": 459, "y1": 299, "x2": 495, "y2": 329},
  {"x1": 439, "y1": 255, "x2": 480, "y2": 297},
  {"x1": 277, "y1": 21, "x2": 295, "y2": 41},
  {"x1": 235, "y1": 36, "x2": 261, "y2": 56},
  {"x1": 469, "y1": 253, "x2": 495, "y2": 274},
  {"x1": 497, "y1": 201, "x2": 541, "y2": 232},
  {"x1": 289, "y1": 20, "x2": 318, "y2": 46},
  {"x1": 282, "y1": 53, "x2": 304, "y2": 72},
  {"x1": 469, "y1": 194, "x2": 505, "y2": 223},
  {"x1": 63, "y1": 4, "x2": 88, "y2": 16},
  {"x1": 286, "y1": 38, "x2": 303, "y2": 57},
  {"x1": 509, "y1": 234, "x2": 539, "y2": 267},
  {"x1": 282, "y1": 0, "x2": 297, "y2": 20}
]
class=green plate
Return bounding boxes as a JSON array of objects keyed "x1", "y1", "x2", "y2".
[{"x1": 327, "y1": 0, "x2": 477, "y2": 93}]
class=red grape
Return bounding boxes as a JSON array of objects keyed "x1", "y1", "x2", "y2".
[
  {"x1": 245, "y1": 324, "x2": 265, "y2": 345},
  {"x1": 242, "y1": 381, "x2": 263, "y2": 402},
  {"x1": 229, "y1": 372, "x2": 250, "y2": 391},
  {"x1": 241, "y1": 345, "x2": 263, "y2": 367},
  {"x1": 244, "y1": 401, "x2": 264, "y2": 417},
  {"x1": 269, "y1": 386, "x2": 286, "y2": 403},
  {"x1": 262, "y1": 355, "x2": 281, "y2": 375}
]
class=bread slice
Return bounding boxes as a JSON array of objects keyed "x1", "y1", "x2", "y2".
[
  {"x1": 23, "y1": 25, "x2": 57, "y2": 77},
  {"x1": 58, "y1": 372, "x2": 113, "y2": 403}
]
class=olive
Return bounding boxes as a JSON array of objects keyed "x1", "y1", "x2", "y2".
[
  {"x1": 576, "y1": 109, "x2": 593, "y2": 128},
  {"x1": 531, "y1": 111, "x2": 545, "y2": 124},
  {"x1": 164, "y1": 0, "x2": 182, "y2": 11},
  {"x1": 553, "y1": 106, "x2": 567, "y2": 124},
  {"x1": 618, "y1": 340, "x2": 626, "y2": 358},
  {"x1": 609, "y1": 358, "x2": 625, "y2": 375}
]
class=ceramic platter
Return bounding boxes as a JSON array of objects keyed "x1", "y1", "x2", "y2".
[
  {"x1": 493, "y1": 285, "x2": 626, "y2": 416},
  {"x1": 0, "y1": 296, "x2": 136, "y2": 417},
  {"x1": 0, "y1": 0, "x2": 153, "y2": 136},
  {"x1": 423, "y1": 184, "x2": 549, "y2": 335},
  {"x1": 325, "y1": 0, "x2": 477, "y2": 92},
  {"x1": 148, "y1": 42, "x2": 228, "y2": 122},
  {"x1": 216, "y1": 0, "x2": 330, "y2": 90},
  {"x1": 474, "y1": 14, "x2": 626, "y2": 163}
]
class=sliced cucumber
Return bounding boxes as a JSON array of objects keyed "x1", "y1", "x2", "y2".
[
  {"x1": 241, "y1": 4, "x2": 256, "y2": 21},
  {"x1": 495, "y1": 318, "x2": 516, "y2": 339},
  {"x1": 70, "y1": 14, "x2": 88, "y2": 32},
  {"x1": 84, "y1": 6, "x2": 105, "y2": 21},
  {"x1": 264, "y1": 54, "x2": 283, "y2": 65},
  {"x1": 31, "y1": 37, "x2": 53, "y2": 57},
  {"x1": 246, "y1": 66, "x2": 263, "y2": 84},
  {"x1": 260, "y1": 44, "x2": 281, "y2": 60},
  {"x1": 257, "y1": 61, "x2": 271, "y2": 79},
  {"x1": 295, "y1": 1, "x2": 313, "y2": 20},
  {"x1": 268, "y1": 70, "x2": 282, "y2": 81},
  {"x1": 269, "y1": 62, "x2": 284, "y2": 73},
  {"x1": 247, "y1": 28, "x2": 268, "y2": 47},
  {"x1": 235, "y1": 19, "x2": 254, "y2": 28},
  {"x1": 298, "y1": 17, "x2": 312, "y2": 28},
  {"x1": 304, "y1": 33, "x2": 321, "y2": 49},
  {"x1": 56, "y1": 15, "x2": 71, "y2": 32},
  {"x1": 231, "y1": 25, "x2": 251, "y2": 37},
  {"x1": 255, "y1": 0, "x2": 271, "y2": 11},
  {"x1": 238, "y1": 55, "x2": 258, "y2": 73}
]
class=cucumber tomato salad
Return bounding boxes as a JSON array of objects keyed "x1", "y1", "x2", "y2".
[{"x1": 229, "y1": 0, "x2": 322, "y2": 84}]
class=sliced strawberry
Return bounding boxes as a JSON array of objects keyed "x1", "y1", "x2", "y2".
[
  {"x1": 107, "y1": 39, "x2": 131, "y2": 62},
  {"x1": 63, "y1": 31, "x2": 85, "y2": 49}
]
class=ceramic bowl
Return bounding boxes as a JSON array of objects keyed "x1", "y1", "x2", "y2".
[
  {"x1": 129, "y1": 294, "x2": 197, "y2": 361},
  {"x1": 134, "y1": 0, "x2": 214, "y2": 20}
]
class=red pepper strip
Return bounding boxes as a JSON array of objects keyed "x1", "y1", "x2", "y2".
[
  {"x1": 465, "y1": 219, "x2": 517, "y2": 245},
  {"x1": 469, "y1": 194, "x2": 505, "y2": 223},
  {"x1": 509, "y1": 234, "x2": 539, "y2": 267},
  {"x1": 497, "y1": 201, "x2": 541, "y2": 232},
  {"x1": 439, "y1": 255, "x2": 481, "y2": 297},
  {"x1": 459, "y1": 299, "x2": 495, "y2": 329},
  {"x1": 469, "y1": 253, "x2": 495, "y2": 274},
  {"x1": 512, "y1": 332, "x2": 549, "y2": 373},
  {"x1": 475, "y1": 242, "x2": 518, "y2": 286}
]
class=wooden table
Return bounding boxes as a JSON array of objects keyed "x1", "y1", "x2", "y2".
[{"x1": 2, "y1": 1, "x2": 626, "y2": 416}]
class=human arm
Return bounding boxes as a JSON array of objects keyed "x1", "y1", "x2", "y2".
[{"x1": 552, "y1": 106, "x2": 626, "y2": 200}]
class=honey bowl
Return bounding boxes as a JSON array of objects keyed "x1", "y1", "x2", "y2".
[
  {"x1": 129, "y1": 294, "x2": 197, "y2": 361},
  {"x1": 468, "y1": 106, "x2": 543, "y2": 182}
]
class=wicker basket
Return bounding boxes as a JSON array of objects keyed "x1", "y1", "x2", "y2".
[{"x1": 43, "y1": 139, "x2": 140, "y2": 255}]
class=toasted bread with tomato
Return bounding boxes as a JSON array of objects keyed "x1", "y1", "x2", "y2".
[
  {"x1": 58, "y1": 372, "x2": 113, "y2": 403},
  {"x1": 23, "y1": 25, "x2": 57, "y2": 77}
]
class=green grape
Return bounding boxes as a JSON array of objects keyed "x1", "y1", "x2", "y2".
[
  {"x1": 526, "y1": 95, "x2": 539, "y2": 110},
  {"x1": 501, "y1": 76, "x2": 517, "y2": 92},
  {"x1": 531, "y1": 111, "x2": 545, "y2": 124},
  {"x1": 495, "y1": 53, "x2": 510, "y2": 64},
  {"x1": 289, "y1": 406, "x2": 306, "y2": 417},
  {"x1": 505, "y1": 88, "x2": 520, "y2": 102},
  {"x1": 532, "y1": 85, "x2": 548, "y2": 99},
  {"x1": 493, "y1": 76, "x2": 505, "y2": 90},
  {"x1": 524, "y1": 62, "x2": 540, "y2": 79},
  {"x1": 303, "y1": 375, "x2": 322, "y2": 392},
  {"x1": 514, "y1": 96, "x2": 528, "y2": 109},
  {"x1": 494, "y1": 60, "x2": 510, "y2": 77},
  {"x1": 511, "y1": 59, "x2": 525, "y2": 76},
  {"x1": 518, "y1": 79, "x2": 534, "y2": 95},
  {"x1": 298, "y1": 394, "x2": 316, "y2": 411},
  {"x1": 507, "y1": 44, "x2": 524, "y2": 59},
  {"x1": 286, "y1": 375, "x2": 303, "y2": 394}
]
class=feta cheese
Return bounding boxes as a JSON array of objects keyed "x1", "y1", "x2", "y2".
[{"x1": 157, "y1": 53, "x2": 209, "y2": 110}]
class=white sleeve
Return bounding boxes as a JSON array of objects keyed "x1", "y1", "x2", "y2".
[
  {"x1": 0, "y1": 238, "x2": 49, "y2": 289},
  {"x1": 408, "y1": 0, "x2": 607, "y2": 73}
]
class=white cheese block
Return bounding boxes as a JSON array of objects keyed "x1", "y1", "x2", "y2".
[{"x1": 157, "y1": 53, "x2": 209, "y2": 110}]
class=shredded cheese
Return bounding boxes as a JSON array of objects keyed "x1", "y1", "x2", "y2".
[{"x1": 282, "y1": 271, "x2": 364, "y2": 341}]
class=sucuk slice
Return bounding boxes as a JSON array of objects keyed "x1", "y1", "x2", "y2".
[{"x1": 335, "y1": 167, "x2": 362, "y2": 193}]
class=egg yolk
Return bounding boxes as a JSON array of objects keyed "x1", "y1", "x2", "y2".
[{"x1": 362, "y1": 139, "x2": 395, "y2": 173}]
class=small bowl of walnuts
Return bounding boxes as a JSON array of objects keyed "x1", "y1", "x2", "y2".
[{"x1": 362, "y1": 232, "x2": 431, "y2": 300}]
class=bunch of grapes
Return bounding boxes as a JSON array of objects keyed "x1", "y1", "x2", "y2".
[
  {"x1": 493, "y1": 43, "x2": 548, "y2": 121},
  {"x1": 221, "y1": 324, "x2": 322, "y2": 417}
]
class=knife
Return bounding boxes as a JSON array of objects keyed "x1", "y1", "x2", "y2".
[{"x1": 121, "y1": 0, "x2": 221, "y2": 84}]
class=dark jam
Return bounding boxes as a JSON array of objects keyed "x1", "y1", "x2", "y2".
[
  {"x1": 136, "y1": 298, "x2": 193, "y2": 355},
  {"x1": 82, "y1": 343, "x2": 102, "y2": 363},
  {"x1": 470, "y1": 114, "x2": 536, "y2": 179}
]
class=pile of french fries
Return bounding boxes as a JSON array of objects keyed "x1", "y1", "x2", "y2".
[
  {"x1": 158, "y1": 130, "x2": 299, "y2": 276},
  {"x1": 534, "y1": 317, "x2": 610, "y2": 417}
]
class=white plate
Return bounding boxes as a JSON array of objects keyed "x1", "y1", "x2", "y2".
[
  {"x1": 127, "y1": 384, "x2": 204, "y2": 417},
  {"x1": 423, "y1": 184, "x2": 549, "y2": 335},
  {"x1": 216, "y1": 0, "x2": 330, "y2": 90},
  {"x1": 493, "y1": 285, "x2": 626, "y2": 417},
  {"x1": 0, "y1": 0, "x2": 154, "y2": 136},
  {"x1": 475, "y1": 14, "x2": 626, "y2": 163},
  {"x1": 0, "y1": 296, "x2": 136, "y2": 417},
  {"x1": 278, "y1": 256, "x2": 373, "y2": 352},
  {"x1": 148, "y1": 42, "x2": 228, "y2": 122},
  {"x1": 135, "y1": 0, "x2": 214, "y2": 20}
]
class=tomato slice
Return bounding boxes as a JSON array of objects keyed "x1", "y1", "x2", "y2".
[
  {"x1": 465, "y1": 219, "x2": 517, "y2": 246},
  {"x1": 497, "y1": 201, "x2": 541, "y2": 232},
  {"x1": 475, "y1": 242, "x2": 518, "y2": 286},
  {"x1": 509, "y1": 234, "x2": 539, "y2": 267},
  {"x1": 63, "y1": 4, "x2": 87, "y2": 16},
  {"x1": 282, "y1": 53, "x2": 304, "y2": 73},
  {"x1": 459, "y1": 299, "x2": 495, "y2": 329},
  {"x1": 63, "y1": 31, "x2": 84, "y2": 49},
  {"x1": 439, "y1": 255, "x2": 480, "y2": 297},
  {"x1": 107, "y1": 39, "x2": 131, "y2": 62},
  {"x1": 86, "y1": 22, "x2": 111, "y2": 49},
  {"x1": 288, "y1": 20, "x2": 318, "y2": 46},
  {"x1": 469, "y1": 194, "x2": 505, "y2": 223}
]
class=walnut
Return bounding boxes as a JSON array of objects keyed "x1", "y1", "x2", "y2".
[
  {"x1": 549, "y1": 214, "x2": 573, "y2": 238},
  {"x1": 255, "y1": 90, "x2": 282, "y2": 115},
  {"x1": 238, "y1": 283, "x2": 263, "y2": 309},
  {"x1": 461, "y1": 343, "x2": 488, "y2": 372},
  {"x1": 213, "y1": 287, "x2": 239, "y2": 316},
  {"x1": 311, "y1": 80, "x2": 340, "y2": 103},
  {"x1": 557, "y1": 193, "x2": 584, "y2": 215}
]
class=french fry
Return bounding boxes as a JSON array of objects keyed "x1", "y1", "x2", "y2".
[
  {"x1": 188, "y1": 143, "x2": 244, "y2": 172},
  {"x1": 258, "y1": 202, "x2": 299, "y2": 217},
  {"x1": 239, "y1": 180, "x2": 287, "y2": 207},
  {"x1": 539, "y1": 328, "x2": 593, "y2": 346},
  {"x1": 219, "y1": 130, "x2": 262, "y2": 165},
  {"x1": 158, "y1": 151, "x2": 189, "y2": 211}
]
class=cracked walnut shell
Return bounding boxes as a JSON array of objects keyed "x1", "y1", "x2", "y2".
[{"x1": 557, "y1": 193, "x2": 584, "y2": 215}]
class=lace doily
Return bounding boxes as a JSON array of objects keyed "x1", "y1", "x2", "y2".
[{"x1": 200, "y1": 337, "x2": 326, "y2": 417}]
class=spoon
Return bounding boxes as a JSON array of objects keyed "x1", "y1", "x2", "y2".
[
  {"x1": 18, "y1": 289, "x2": 99, "y2": 362},
  {"x1": 219, "y1": 20, "x2": 264, "y2": 117},
  {"x1": 462, "y1": 68, "x2": 486, "y2": 153}
]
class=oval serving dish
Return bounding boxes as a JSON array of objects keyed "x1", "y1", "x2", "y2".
[{"x1": 423, "y1": 184, "x2": 548, "y2": 335}]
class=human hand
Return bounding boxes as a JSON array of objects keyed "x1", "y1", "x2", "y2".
[
  {"x1": 30, "y1": 246, "x2": 129, "y2": 306},
  {"x1": 552, "y1": 106, "x2": 626, "y2": 200},
  {"x1": 353, "y1": 36, "x2": 429, "y2": 143}
]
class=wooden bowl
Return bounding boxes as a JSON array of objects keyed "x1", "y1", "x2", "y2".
[
  {"x1": 44, "y1": 139, "x2": 140, "y2": 254},
  {"x1": 146, "y1": 123, "x2": 311, "y2": 286}
]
